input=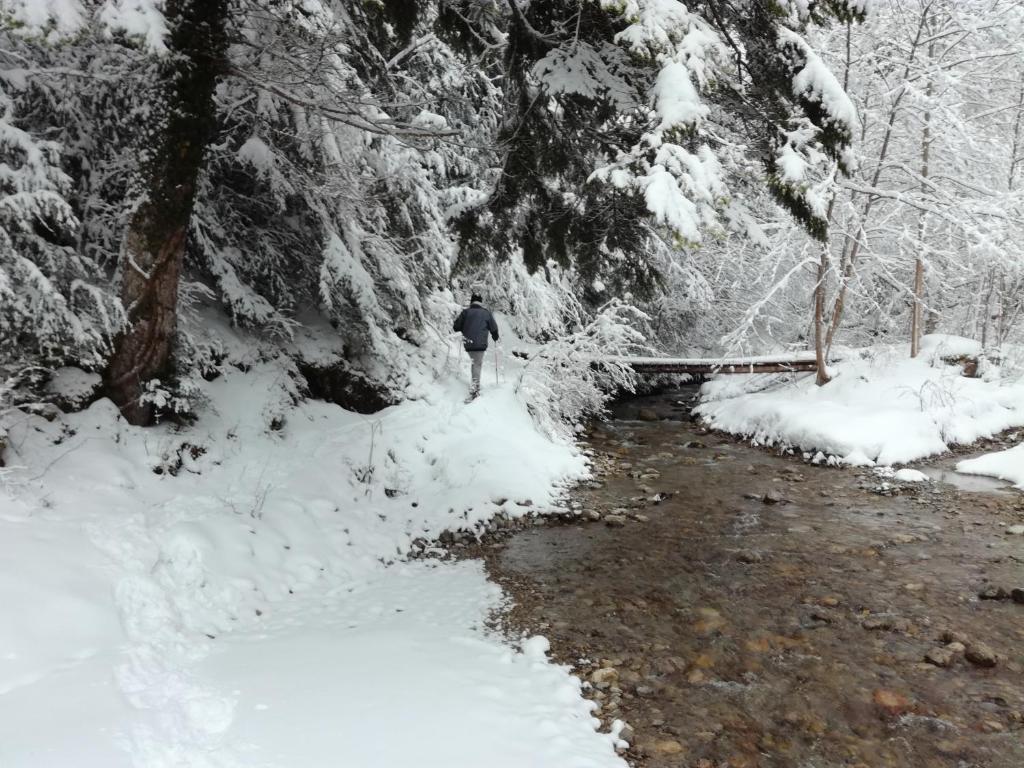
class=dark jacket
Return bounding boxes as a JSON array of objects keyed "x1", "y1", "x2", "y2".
[{"x1": 453, "y1": 302, "x2": 499, "y2": 351}]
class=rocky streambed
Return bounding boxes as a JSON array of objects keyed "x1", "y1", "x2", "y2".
[{"x1": 481, "y1": 391, "x2": 1024, "y2": 767}]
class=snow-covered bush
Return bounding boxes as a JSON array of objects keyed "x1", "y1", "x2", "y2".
[
  {"x1": 516, "y1": 301, "x2": 649, "y2": 438},
  {"x1": 462, "y1": 253, "x2": 583, "y2": 343}
]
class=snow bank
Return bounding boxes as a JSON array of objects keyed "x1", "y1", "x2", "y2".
[
  {"x1": 957, "y1": 442, "x2": 1024, "y2": 489},
  {"x1": 696, "y1": 337, "x2": 1024, "y2": 466},
  {"x1": 0, "y1": 347, "x2": 621, "y2": 766}
]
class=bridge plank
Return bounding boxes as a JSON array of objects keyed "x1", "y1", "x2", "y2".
[{"x1": 599, "y1": 352, "x2": 837, "y2": 375}]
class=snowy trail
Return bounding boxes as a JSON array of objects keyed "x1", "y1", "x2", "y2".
[
  {"x1": 0, "y1": 362, "x2": 623, "y2": 767},
  {"x1": 198, "y1": 561, "x2": 618, "y2": 768}
]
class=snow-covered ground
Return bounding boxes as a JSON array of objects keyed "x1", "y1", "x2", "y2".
[
  {"x1": 0, "y1": 333, "x2": 625, "y2": 766},
  {"x1": 696, "y1": 335, "x2": 1024, "y2": 467},
  {"x1": 957, "y1": 442, "x2": 1024, "y2": 490}
]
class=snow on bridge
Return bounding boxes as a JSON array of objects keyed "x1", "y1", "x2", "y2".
[{"x1": 601, "y1": 351, "x2": 830, "y2": 375}]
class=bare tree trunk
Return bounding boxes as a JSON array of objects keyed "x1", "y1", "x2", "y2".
[
  {"x1": 814, "y1": 247, "x2": 831, "y2": 386},
  {"x1": 911, "y1": 38, "x2": 934, "y2": 359},
  {"x1": 910, "y1": 259, "x2": 925, "y2": 357},
  {"x1": 991, "y1": 75, "x2": 1024, "y2": 348},
  {"x1": 103, "y1": 0, "x2": 229, "y2": 425},
  {"x1": 980, "y1": 269, "x2": 995, "y2": 349}
]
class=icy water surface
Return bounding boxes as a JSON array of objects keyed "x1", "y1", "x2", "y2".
[
  {"x1": 486, "y1": 392, "x2": 1024, "y2": 768},
  {"x1": 923, "y1": 466, "x2": 1014, "y2": 495}
]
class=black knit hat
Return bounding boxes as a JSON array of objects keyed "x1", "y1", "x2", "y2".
[{"x1": 470, "y1": 292, "x2": 483, "y2": 303}]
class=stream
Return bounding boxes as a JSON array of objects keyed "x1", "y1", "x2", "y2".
[{"x1": 483, "y1": 390, "x2": 1024, "y2": 768}]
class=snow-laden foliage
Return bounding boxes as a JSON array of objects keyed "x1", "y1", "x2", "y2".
[
  {"x1": 456, "y1": 0, "x2": 864, "y2": 307},
  {"x1": 516, "y1": 301, "x2": 649, "y2": 438},
  {"x1": 666, "y1": 0, "x2": 1024, "y2": 363},
  {"x1": 0, "y1": 41, "x2": 122, "y2": 377},
  {"x1": 186, "y1": 1, "x2": 501, "y2": 397},
  {"x1": 0, "y1": 0, "x2": 497, "y2": 406}
]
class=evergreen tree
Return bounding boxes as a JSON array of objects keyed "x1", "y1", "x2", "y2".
[
  {"x1": 454, "y1": 0, "x2": 866, "y2": 298},
  {"x1": 103, "y1": 0, "x2": 230, "y2": 424}
]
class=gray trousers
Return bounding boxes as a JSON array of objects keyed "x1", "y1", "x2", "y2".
[{"x1": 468, "y1": 350, "x2": 485, "y2": 392}]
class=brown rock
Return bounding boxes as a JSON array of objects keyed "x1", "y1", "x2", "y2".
[
  {"x1": 653, "y1": 657, "x2": 678, "y2": 675},
  {"x1": 925, "y1": 646, "x2": 957, "y2": 668},
  {"x1": 979, "y1": 586, "x2": 1010, "y2": 600},
  {"x1": 862, "y1": 615, "x2": 910, "y2": 633},
  {"x1": 940, "y1": 629, "x2": 970, "y2": 645},
  {"x1": 873, "y1": 688, "x2": 913, "y2": 715},
  {"x1": 737, "y1": 550, "x2": 765, "y2": 564},
  {"x1": 693, "y1": 608, "x2": 725, "y2": 635},
  {"x1": 649, "y1": 739, "x2": 685, "y2": 755},
  {"x1": 965, "y1": 642, "x2": 997, "y2": 668},
  {"x1": 590, "y1": 667, "x2": 619, "y2": 684}
]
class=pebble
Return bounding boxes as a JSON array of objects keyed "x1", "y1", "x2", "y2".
[
  {"x1": 940, "y1": 629, "x2": 970, "y2": 645},
  {"x1": 590, "y1": 667, "x2": 619, "y2": 684},
  {"x1": 648, "y1": 739, "x2": 685, "y2": 755},
  {"x1": 979, "y1": 586, "x2": 1010, "y2": 600},
  {"x1": 604, "y1": 515, "x2": 627, "y2": 527},
  {"x1": 925, "y1": 646, "x2": 957, "y2": 668},
  {"x1": 965, "y1": 642, "x2": 997, "y2": 668},
  {"x1": 873, "y1": 688, "x2": 913, "y2": 715},
  {"x1": 862, "y1": 615, "x2": 910, "y2": 632},
  {"x1": 653, "y1": 657, "x2": 679, "y2": 675}
]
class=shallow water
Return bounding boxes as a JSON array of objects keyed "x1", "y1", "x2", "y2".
[
  {"x1": 923, "y1": 466, "x2": 1014, "y2": 495},
  {"x1": 488, "y1": 391, "x2": 1024, "y2": 768}
]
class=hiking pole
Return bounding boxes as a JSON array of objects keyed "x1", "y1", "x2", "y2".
[{"x1": 494, "y1": 342, "x2": 500, "y2": 386}]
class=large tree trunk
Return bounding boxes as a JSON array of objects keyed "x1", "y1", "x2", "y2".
[{"x1": 103, "y1": 0, "x2": 229, "y2": 425}]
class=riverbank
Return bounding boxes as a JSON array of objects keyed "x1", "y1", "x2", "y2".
[
  {"x1": 696, "y1": 336, "x2": 1024, "y2": 467},
  {"x1": 484, "y1": 391, "x2": 1024, "y2": 767},
  {"x1": 0, "y1": 355, "x2": 624, "y2": 767}
]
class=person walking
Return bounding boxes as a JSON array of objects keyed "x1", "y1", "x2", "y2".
[{"x1": 453, "y1": 292, "x2": 499, "y2": 400}]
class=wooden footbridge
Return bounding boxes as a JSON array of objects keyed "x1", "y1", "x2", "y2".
[{"x1": 603, "y1": 352, "x2": 827, "y2": 375}]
